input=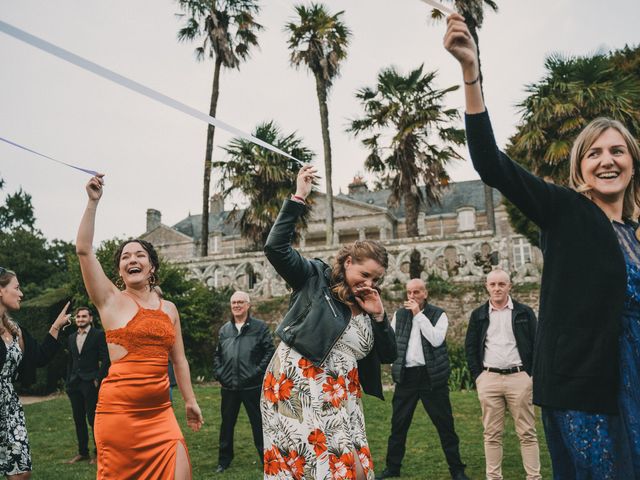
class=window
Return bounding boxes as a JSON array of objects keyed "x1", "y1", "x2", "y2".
[
  {"x1": 457, "y1": 208, "x2": 476, "y2": 232},
  {"x1": 512, "y1": 237, "x2": 532, "y2": 268}
]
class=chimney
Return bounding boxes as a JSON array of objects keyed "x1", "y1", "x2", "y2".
[
  {"x1": 348, "y1": 175, "x2": 369, "y2": 195},
  {"x1": 209, "y1": 194, "x2": 224, "y2": 215},
  {"x1": 146, "y1": 209, "x2": 161, "y2": 232}
]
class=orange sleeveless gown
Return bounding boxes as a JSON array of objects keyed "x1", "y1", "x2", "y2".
[{"x1": 94, "y1": 298, "x2": 190, "y2": 479}]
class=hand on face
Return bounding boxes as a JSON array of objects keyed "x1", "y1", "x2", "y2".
[
  {"x1": 403, "y1": 299, "x2": 421, "y2": 317},
  {"x1": 353, "y1": 285, "x2": 385, "y2": 321},
  {"x1": 86, "y1": 174, "x2": 105, "y2": 202},
  {"x1": 186, "y1": 401, "x2": 204, "y2": 432},
  {"x1": 294, "y1": 164, "x2": 319, "y2": 200}
]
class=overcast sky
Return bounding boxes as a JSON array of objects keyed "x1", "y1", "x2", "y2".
[{"x1": 1, "y1": 0, "x2": 639, "y2": 244}]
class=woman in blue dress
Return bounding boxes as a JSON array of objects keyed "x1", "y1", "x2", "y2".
[{"x1": 444, "y1": 13, "x2": 640, "y2": 479}]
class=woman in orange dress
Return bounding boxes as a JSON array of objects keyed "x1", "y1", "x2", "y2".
[{"x1": 76, "y1": 174, "x2": 204, "y2": 479}]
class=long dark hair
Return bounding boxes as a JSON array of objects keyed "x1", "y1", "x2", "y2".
[
  {"x1": 113, "y1": 239, "x2": 161, "y2": 290},
  {"x1": 330, "y1": 241, "x2": 388, "y2": 305}
]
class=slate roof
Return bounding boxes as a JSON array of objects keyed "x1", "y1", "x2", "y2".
[{"x1": 171, "y1": 180, "x2": 501, "y2": 239}]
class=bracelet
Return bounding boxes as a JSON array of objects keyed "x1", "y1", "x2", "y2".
[
  {"x1": 292, "y1": 194, "x2": 306, "y2": 204},
  {"x1": 464, "y1": 73, "x2": 480, "y2": 86}
]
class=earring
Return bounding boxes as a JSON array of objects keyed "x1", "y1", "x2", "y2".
[
  {"x1": 115, "y1": 276, "x2": 125, "y2": 290},
  {"x1": 148, "y1": 272, "x2": 158, "y2": 289}
]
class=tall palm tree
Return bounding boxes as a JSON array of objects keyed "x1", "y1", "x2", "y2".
[
  {"x1": 506, "y1": 49, "x2": 640, "y2": 245},
  {"x1": 285, "y1": 4, "x2": 350, "y2": 245},
  {"x1": 349, "y1": 65, "x2": 465, "y2": 237},
  {"x1": 213, "y1": 121, "x2": 314, "y2": 249},
  {"x1": 176, "y1": 0, "x2": 263, "y2": 256},
  {"x1": 432, "y1": 0, "x2": 499, "y2": 233}
]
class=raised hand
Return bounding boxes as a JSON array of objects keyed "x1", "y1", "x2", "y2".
[
  {"x1": 403, "y1": 298, "x2": 421, "y2": 317},
  {"x1": 294, "y1": 164, "x2": 318, "y2": 201},
  {"x1": 86, "y1": 174, "x2": 105, "y2": 202},
  {"x1": 443, "y1": 13, "x2": 479, "y2": 77},
  {"x1": 52, "y1": 301, "x2": 72, "y2": 330}
]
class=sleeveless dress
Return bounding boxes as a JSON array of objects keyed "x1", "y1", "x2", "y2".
[
  {"x1": 0, "y1": 337, "x2": 31, "y2": 475},
  {"x1": 94, "y1": 297, "x2": 191, "y2": 479},
  {"x1": 261, "y1": 313, "x2": 375, "y2": 480}
]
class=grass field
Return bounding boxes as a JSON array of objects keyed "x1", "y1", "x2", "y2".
[{"x1": 24, "y1": 385, "x2": 551, "y2": 479}]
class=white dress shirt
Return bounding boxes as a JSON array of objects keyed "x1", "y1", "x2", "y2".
[
  {"x1": 483, "y1": 296, "x2": 523, "y2": 369},
  {"x1": 76, "y1": 325, "x2": 91, "y2": 353},
  {"x1": 391, "y1": 309, "x2": 448, "y2": 367}
]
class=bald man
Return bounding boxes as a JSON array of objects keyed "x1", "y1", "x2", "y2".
[
  {"x1": 213, "y1": 291, "x2": 275, "y2": 474},
  {"x1": 466, "y1": 269, "x2": 540, "y2": 480},
  {"x1": 377, "y1": 279, "x2": 469, "y2": 480}
]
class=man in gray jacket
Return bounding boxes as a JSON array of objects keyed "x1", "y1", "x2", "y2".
[{"x1": 213, "y1": 291, "x2": 275, "y2": 474}]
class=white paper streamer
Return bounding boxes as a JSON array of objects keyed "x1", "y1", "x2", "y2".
[
  {"x1": 420, "y1": 0, "x2": 456, "y2": 16},
  {"x1": 0, "y1": 19, "x2": 303, "y2": 164}
]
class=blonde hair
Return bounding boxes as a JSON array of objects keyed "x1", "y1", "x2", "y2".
[
  {"x1": 0, "y1": 269, "x2": 19, "y2": 338},
  {"x1": 569, "y1": 117, "x2": 640, "y2": 220},
  {"x1": 330, "y1": 241, "x2": 388, "y2": 305}
]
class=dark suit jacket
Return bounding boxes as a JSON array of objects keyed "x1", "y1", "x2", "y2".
[{"x1": 66, "y1": 327, "x2": 110, "y2": 386}]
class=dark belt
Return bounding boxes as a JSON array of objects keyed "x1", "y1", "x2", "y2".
[{"x1": 483, "y1": 365, "x2": 524, "y2": 375}]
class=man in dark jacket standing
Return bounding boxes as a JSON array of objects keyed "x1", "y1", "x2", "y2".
[
  {"x1": 213, "y1": 290, "x2": 275, "y2": 474},
  {"x1": 64, "y1": 306, "x2": 109, "y2": 464},
  {"x1": 378, "y1": 279, "x2": 469, "y2": 480},
  {"x1": 466, "y1": 269, "x2": 540, "y2": 480}
]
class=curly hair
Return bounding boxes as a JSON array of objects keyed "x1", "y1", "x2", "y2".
[
  {"x1": 330, "y1": 240, "x2": 388, "y2": 305},
  {"x1": 0, "y1": 268, "x2": 19, "y2": 338},
  {"x1": 113, "y1": 239, "x2": 161, "y2": 291}
]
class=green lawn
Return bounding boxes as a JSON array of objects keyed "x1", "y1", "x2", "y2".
[{"x1": 24, "y1": 386, "x2": 551, "y2": 479}]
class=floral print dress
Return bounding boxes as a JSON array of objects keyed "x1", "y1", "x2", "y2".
[
  {"x1": 0, "y1": 336, "x2": 31, "y2": 476},
  {"x1": 262, "y1": 313, "x2": 375, "y2": 480}
]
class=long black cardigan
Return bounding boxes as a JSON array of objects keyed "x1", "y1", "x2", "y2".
[
  {"x1": 466, "y1": 110, "x2": 627, "y2": 414},
  {"x1": 0, "y1": 325, "x2": 60, "y2": 387}
]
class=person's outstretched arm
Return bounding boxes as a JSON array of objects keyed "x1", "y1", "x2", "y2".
[{"x1": 76, "y1": 175, "x2": 119, "y2": 312}]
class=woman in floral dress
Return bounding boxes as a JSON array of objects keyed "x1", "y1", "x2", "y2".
[
  {"x1": 0, "y1": 268, "x2": 70, "y2": 479},
  {"x1": 262, "y1": 165, "x2": 397, "y2": 480}
]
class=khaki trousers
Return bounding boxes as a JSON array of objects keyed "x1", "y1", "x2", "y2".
[{"x1": 476, "y1": 370, "x2": 541, "y2": 480}]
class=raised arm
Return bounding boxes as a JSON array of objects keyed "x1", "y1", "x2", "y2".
[
  {"x1": 264, "y1": 165, "x2": 317, "y2": 290},
  {"x1": 76, "y1": 175, "x2": 119, "y2": 310},
  {"x1": 444, "y1": 14, "x2": 562, "y2": 230}
]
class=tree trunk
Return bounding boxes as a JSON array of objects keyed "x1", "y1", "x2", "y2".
[
  {"x1": 314, "y1": 74, "x2": 335, "y2": 245},
  {"x1": 200, "y1": 56, "x2": 223, "y2": 257},
  {"x1": 404, "y1": 190, "x2": 420, "y2": 238}
]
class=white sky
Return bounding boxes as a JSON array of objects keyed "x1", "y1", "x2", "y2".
[{"x1": 1, "y1": 0, "x2": 638, "y2": 243}]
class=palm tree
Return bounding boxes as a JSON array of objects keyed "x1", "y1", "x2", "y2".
[
  {"x1": 285, "y1": 4, "x2": 350, "y2": 245},
  {"x1": 176, "y1": 0, "x2": 263, "y2": 256},
  {"x1": 506, "y1": 47, "x2": 640, "y2": 245},
  {"x1": 213, "y1": 121, "x2": 314, "y2": 248},
  {"x1": 349, "y1": 65, "x2": 465, "y2": 237},
  {"x1": 431, "y1": 0, "x2": 499, "y2": 232}
]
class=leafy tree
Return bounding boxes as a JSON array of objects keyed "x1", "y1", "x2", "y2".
[
  {"x1": 506, "y1": 46, "x2": 640, "y2": 245},
  {"x1": 285, "y1": 3, "x2": 350, "y2": 245},
  {"x1": 214, "y1": 121, "x2": 314, "y2": 248},
  {"x1": 0, "y1": 188, "x2": 37, "y2": 232},
  {"x1": 349, "y1": 65, "x2": 465, "y2": 237},
  {"x1": 176, "y1": 0, "x2": 263, "y2": 256}
]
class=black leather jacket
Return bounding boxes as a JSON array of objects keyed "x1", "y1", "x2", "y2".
[
  {"x1": 213, "y1": 316, "x2": 275, "y2": 390},
  {"x1": 264, "y1": 199, "x2": 397, "y2": 400}
]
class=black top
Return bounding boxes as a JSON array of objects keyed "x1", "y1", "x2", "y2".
[
  {"x1": 466, "y1": 110, "x2": 627, "y2": 414},
  {"x1": 66, "y1": 327, "x2": 110, "y2": 386},
  {"x1": 0, "y1": 324, "x2": 60, "y2": 387}
]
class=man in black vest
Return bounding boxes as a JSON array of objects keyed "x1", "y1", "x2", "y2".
[
  {"x1": 377, "y1": 279, "x2": 469, "y2": 480},
  {"x1": 213, "y1": 290, "x2": 275, "y2": 474},
  {"x1": 64, "y1": 306, "x2": 109, "y2": 464}
]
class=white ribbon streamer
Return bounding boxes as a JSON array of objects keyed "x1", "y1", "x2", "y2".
[
  {"x1": 0, "y1": 19, "x2": 302, "y2": 164},
  {"x1": 420, "y1": 0, "x2": 456, "y2": 16}
]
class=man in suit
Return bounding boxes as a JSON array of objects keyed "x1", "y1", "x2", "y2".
[{"x1": 64, "y1": 306, "x2": 110, "y2": 464}]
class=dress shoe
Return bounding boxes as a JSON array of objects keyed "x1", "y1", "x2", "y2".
[
  {"x1": 215, "y1": 464, "x2": 227, "y2": 473},
  {"x1": 451, "y1": 470, "x2": 471, "y2": 480},
  {"x1": 65, "y1": 454, "x2": 90, "y2": 464},
  {"x1": 375, "y1": 469, "x2": 400, "y2": 479},
  {"x1": 89, "y1": 457, "x2": 97, "y2": 465}
]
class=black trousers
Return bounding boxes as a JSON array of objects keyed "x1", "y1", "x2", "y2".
[
  {"x1": 67, "y1": 379, "x2": 99, "y2": 456},
  {"x1": 385, "y1": 366, "x2": 465, "y2": 475},
  {"x1": 218, "y1": 386, "x2": 263, "y2": 467}
]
